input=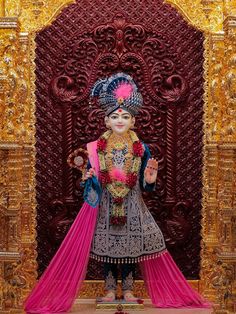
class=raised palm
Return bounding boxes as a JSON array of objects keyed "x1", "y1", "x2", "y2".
[{"x1": 144, "y1": 158, "x2": 158, "y2": 184}]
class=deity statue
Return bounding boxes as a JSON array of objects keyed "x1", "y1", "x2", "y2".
[
  {"x1": 24, "y1": 73, "x2": 210, "y2": 313},
  {"x1": 83, "y1": 73, "x2": 163, "y2": 302}
]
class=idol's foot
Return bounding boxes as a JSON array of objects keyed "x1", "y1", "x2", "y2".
[
  {"x1": 123, "y1": 290, "x2": 143, "y2": 304},
  {"x1": 97, "y1": 290, "x2": 116, "y2": 303}
]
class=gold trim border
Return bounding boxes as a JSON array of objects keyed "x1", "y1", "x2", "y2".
[{"x1": 78, "y1": 280, "x2": 200, "y2": 298}]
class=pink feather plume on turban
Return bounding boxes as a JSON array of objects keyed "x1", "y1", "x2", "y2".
[{"x1": 114, "y1": 82, "x2": 133, "y2": 99}]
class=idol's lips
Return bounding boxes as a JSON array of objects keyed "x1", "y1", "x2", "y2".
[{"x1": 116, "y1": 125, "x2": 125, "y2": 128}]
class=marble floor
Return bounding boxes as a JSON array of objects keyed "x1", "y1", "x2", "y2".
[
  {"x1": 68, "y1": 300, "x2": 214, "y2": 314},
  {"x1": 19, "y1": 300, "x2": 214, "y2": 314}
]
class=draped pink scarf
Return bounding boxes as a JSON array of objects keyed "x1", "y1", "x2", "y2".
[
  {"x1": 141, "y1": 251, "x2": 211, "y2": 308},
  {"x1": 24, "y1": 140, "x2": 211, "y2": 313},
  {"x1": 24, "y1": 142, "x2": 99, "y2": 313}
]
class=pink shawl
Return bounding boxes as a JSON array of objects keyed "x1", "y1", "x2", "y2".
[{"x1": 24, "y1": 141, "x2": 99, "y2": 313}]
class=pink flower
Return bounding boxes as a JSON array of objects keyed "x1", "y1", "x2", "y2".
[
  {"x1": 133, "y1": 141, "x2": 144, "y2": 157},
  {"x1": 110, "y1": 168, "x2": 126, "y2": 182}
]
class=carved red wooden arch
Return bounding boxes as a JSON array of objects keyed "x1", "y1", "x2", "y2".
[{"x1": 35, "y1": 0, "x2": 204, "y2": 280}]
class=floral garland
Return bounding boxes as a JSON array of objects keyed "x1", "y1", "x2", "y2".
[{"x1": 97, "y1": 130, "x2": 144, "y2": 226}]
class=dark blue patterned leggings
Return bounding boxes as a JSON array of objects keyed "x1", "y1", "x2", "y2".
[{"x1": 104, "y1": 263, "x2": 135, "y2": 292}]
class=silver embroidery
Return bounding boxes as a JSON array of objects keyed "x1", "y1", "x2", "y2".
[
  {"x1": 87, "y1": 187, "x2": 98, "y2": 205},
  {"x1": 105, "y1": 271, "x2": 117, "y2": 291},
  {"x1": 122, "y1": 272, "x2": 134, "y2": 291},
  {"x1": 91, "y1": 181, "x2": 166, "y2": 259}
]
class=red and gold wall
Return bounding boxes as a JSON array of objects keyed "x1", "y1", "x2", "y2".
[{"x1": 0, "y1": 0, "x2": 235, "y2": 313}]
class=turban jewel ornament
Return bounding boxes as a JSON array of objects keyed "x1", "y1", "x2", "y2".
[{"x1": 90, "y1": 72, "x2": 143, "y2": 116}]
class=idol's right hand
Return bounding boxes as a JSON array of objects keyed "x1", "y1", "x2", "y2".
[{"x1": 83, "y1": 168, "x2": 96, "y2": 180}]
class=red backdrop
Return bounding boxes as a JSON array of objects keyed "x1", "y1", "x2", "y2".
[{"x1": 35, "y1": 0, "x2": 204, "y2": 279}]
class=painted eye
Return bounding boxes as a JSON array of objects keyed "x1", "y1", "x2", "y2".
[{"x1": 110, "y1": 115, "x2": 118, "y2": 119}]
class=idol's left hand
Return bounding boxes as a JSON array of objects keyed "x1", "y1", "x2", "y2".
[{"x1": 144, "y1": 158, "x2": 158, "y2": 184}]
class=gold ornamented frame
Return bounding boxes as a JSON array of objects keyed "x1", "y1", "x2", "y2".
[{"x1": 0, "y1": 0, "x2": 236, "y2": 313}]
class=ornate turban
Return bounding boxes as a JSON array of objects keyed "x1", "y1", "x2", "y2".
[{"x1": 90, "y1": 72, "x2": 143, "y2": 116}]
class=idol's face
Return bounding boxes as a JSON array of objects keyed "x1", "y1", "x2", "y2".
[{"x1": 105, "y1": 108, "x2": 135, "y2": 135}]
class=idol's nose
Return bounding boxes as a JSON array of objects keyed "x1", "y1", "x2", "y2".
[{"x1": 117, "y1": 116, "x2": 123, "y2": 123}]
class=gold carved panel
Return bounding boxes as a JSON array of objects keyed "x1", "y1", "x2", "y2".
[{"x1": 0, "y1": 0, "x2": 236, "y2": 313}]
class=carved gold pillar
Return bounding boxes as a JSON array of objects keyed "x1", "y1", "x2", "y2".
[
  {"x1": 200, "y1": 32, "x2": 224, "y2": 305},
  {"x1": 214, "y1": 7, "x2": 236, "y2": 313},
  {"x1": 0, "y1": 3, "x2": 37, "y2": 309},
  {"x1": 201, "y1": 2, "x2": 236, "y2": 312}
]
